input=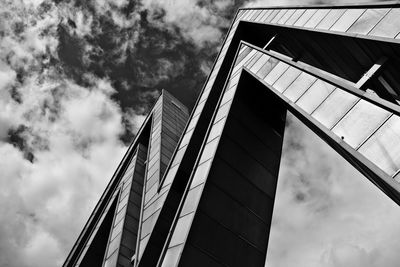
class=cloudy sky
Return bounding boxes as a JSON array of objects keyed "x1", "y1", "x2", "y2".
[
  {"x1": 0, "y1": 0, "x2": 398, "y2": 266},
  {"x1": 268, "y1": 113, "x2": 400, "y2": 267}
]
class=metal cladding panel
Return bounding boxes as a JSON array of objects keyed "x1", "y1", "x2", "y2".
[{"x1": 237, "y1": 6, "x2": 400, "y2": 40}]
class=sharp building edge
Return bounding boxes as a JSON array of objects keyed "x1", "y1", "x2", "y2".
[{"x1": 64, "y1": 2, "x2": 400, "y2": 267}]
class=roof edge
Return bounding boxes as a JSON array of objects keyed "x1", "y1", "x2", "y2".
[{"x1": 238, "y1": 1, "x2": 400, "y2": 11}]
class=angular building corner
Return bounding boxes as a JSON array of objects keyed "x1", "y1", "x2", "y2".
[{"x1": 65, "y1": 2, "x2": 400, "y2": 267}]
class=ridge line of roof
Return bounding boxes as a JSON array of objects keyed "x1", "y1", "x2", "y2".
[{"x1": 238, "y1": 1, "x2": 400, "y2": 11}]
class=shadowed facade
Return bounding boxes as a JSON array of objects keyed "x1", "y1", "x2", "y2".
[{"x1": 64, "y1": 3, "x2": 400, "y2": 267}]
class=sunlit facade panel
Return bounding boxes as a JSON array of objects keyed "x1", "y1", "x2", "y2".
[
  {"x1": 236, "y1": 44, "x2": 400, "y2": 183},
  {"x1": 238, "y1": 6, "x2": 400, "y2": 40}
]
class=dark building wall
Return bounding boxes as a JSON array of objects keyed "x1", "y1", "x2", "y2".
[{"x1": 175, "y1": 73, "x2": 286, "y2": 267}]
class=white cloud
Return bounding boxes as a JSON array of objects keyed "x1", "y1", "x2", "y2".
[
  {"x1": 0, "y1": 61, "x2": 16, "y2": 91},
  {"x1": 60, "y1": 5, "x2": 94, "y2": 38},
  {"x1": 90, "y1": 0, "x2": 140, "y2": 29},
  {"x1": 0, "y1": 0, "x2": 59, "y2": 73},
  {"x1": 200, "y1": 60, "x2": 213, "y2": 76},
  {"x1": 142, "y1": 0, "x2": 230, "y2": 48},
  {"x1": 266, "y1": 114, "x2": 400, "y2": 267},
  {"x1": 95, "y1": 0, "x2": 129, "y2": 9},
  {"x1": 22, "y1": 229, "x2": 63, "y2": 267},
  {"x1": 124, "y1": 108, "x2": 147, "y2": 135},
  {"x1": 0, "y1": 1, "x2": 141, "y2": 266},
  {"x1": 0, "y1": 62, "x2": 17, "y2": 139},
  {"x1": 0, "y1": 75, "x2": 128, "y2": 266},
  {"x1": 214, "y1": 0, "x2": 234, "y2": 10},
  {"x1": 22, "y1": 0, "x2": 46, "y2": 7}
]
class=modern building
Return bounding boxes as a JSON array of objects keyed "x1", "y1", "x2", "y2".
[{"x1": 64, "y1": 2, "x2": 400, "y2": 267}]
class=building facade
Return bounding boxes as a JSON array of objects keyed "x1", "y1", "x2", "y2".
[{"x1": 64, "y1": 3, "x2": 400, "y2": 267}]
